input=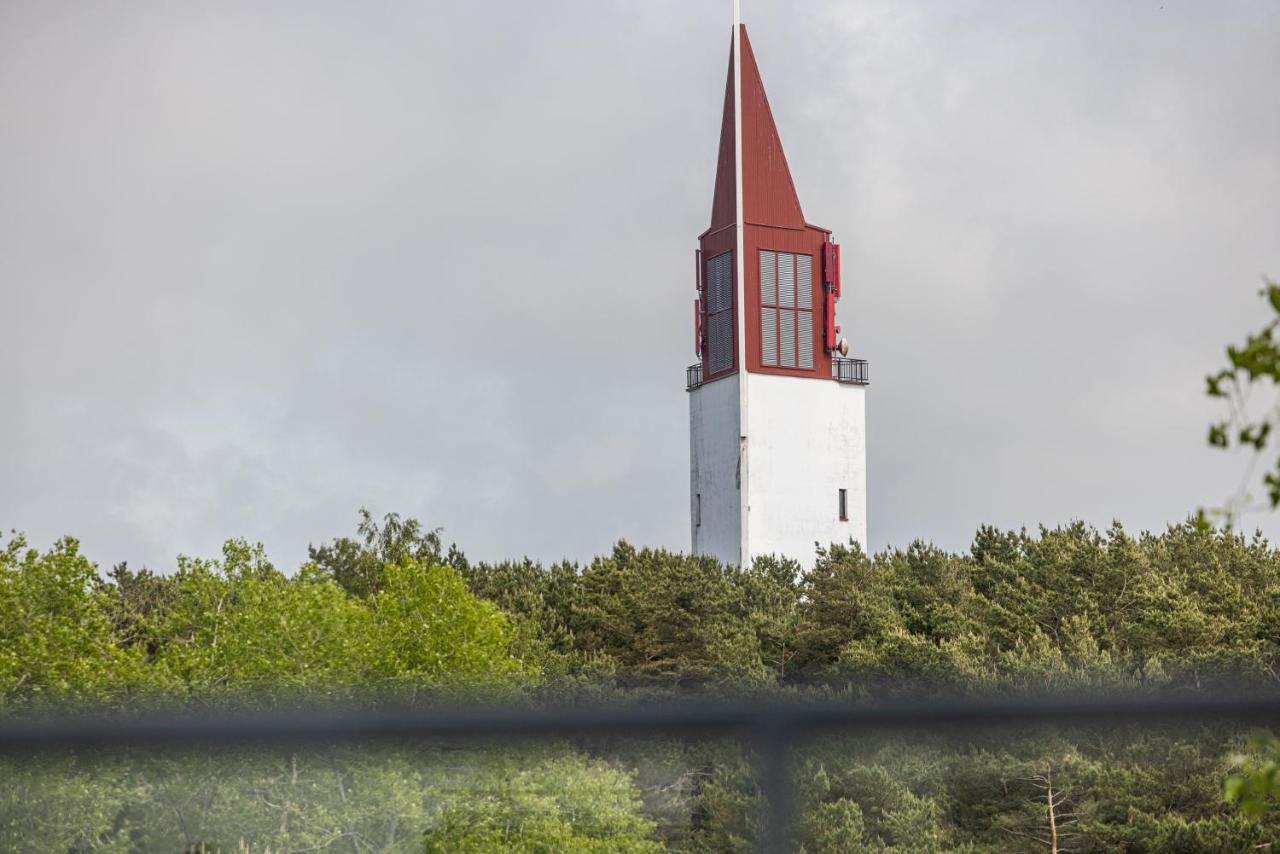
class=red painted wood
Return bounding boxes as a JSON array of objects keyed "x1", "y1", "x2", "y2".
[
  {"x1": 708, "y1": 36, "x2": 737, "y2": 234},
  {"x1": 698, "y1": 25, "x2": 841, "y2": 383},
  {"x1": 738, "y1": 27, "x2": 805, "y2": 231},
  {"x1": 742, "y1": 224, "x2": 832, "y2": 379}
]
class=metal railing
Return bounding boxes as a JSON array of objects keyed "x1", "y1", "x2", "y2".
[
  {"x1": 686, "y1": 362, "x2": 703, "y2": 391},
  {"x1": 2, "y1": 693, "x2": 1278, "y2": 853},
  {"x1": 690, "y1": 359, "x2": 869, "y2": 389},
  {"x1": 832, "y1": 356, "x2": 870, "y2": 385}
]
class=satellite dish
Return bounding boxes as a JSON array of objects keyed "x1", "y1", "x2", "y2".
[{"x1": 837, "y1": 338, "x2": 850, "y2": 357}]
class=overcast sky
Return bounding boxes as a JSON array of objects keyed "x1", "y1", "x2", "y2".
[{"x1": 2, "y1": 0, "x2": 1278, "y2": 572}]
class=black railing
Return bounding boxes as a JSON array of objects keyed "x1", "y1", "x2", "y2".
[
  {"x1": 3, "y1": 694, "x2": 1279, "y2": 853},
  {"x1": 832, "y1": 356, "x2": 870, "y2": 385},
  {"x1": 686, "y1": 362, "x2": 703, "y2": 391}
]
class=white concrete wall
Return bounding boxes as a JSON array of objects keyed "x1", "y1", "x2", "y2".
[
  {"x1": 689, "y1": 374, "x2": 741, "y2": 567},
  {"x1": 743, "y1": 373, "x2": 867, "y2": 569}
]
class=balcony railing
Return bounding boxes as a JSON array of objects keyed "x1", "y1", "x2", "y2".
[
  {"x1": 688, "y1": 359, "x2": 868, "y2": 390},
  {"x1": 832, "y1": 357, "x2": 870, "y2": 385}
]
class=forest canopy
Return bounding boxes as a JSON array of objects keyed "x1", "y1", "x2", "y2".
[{"x1": 3, "y1": 515, "x2": 1280, "y2": 850}]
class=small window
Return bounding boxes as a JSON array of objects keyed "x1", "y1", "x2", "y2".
[
  {"x1": 695, "y1": 494, "x2": 702, "y2": 527},
  {"x1": 838, "y1": 489, "x2": 848, "y2": 521}
]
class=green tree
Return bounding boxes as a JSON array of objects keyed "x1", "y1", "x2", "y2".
[
  {"x1": 570, "y1": 543, "x2": 768, "y2": 688},
  {"x1": 1203, "y1": 277, "x2": 1280, "y2": 527},
  {"x1": 309, "y1": 509, "x2": 467, "y2": 598},
  {"x1": 0, "y1": 533, "x2": 150, "y2": 709}
]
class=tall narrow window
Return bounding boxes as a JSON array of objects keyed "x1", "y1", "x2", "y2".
[
  {"x1": 838, "y1": 488, "x2": 848, "y2": 522},
  {"x1": 759, "y1": 250, "x2": 814, "y2": 369},
  {"x1": 695, "y1": 493, "x2": 702, "y2": 528},
  {"x1": 704, "y1": 251, "x2": 734, "y2": 375}
]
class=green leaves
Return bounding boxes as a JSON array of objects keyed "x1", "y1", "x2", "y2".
[
  {"x1": 1206, "y1": 369, "x2": 1234, "y2": 398},
  {"x1": 1202, "y1": 277, "x2": 1280, "y2": 523},
  {"x1": 1242, "y1": 422, "x2": 1273, "y2": 450},
  {"x1": 10, "y1": 512, "x2": 1280, "y2": 849},
  {"x1": 1225, "y1": 731, "x2": 1280, "y2": 818}
]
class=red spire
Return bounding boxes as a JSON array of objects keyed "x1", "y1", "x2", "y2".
[{"x1": 708, "y1": 25, "x2": 806, "y2": 232}]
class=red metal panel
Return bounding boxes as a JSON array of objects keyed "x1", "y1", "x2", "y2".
[
  {"x1": 823, "y1": 242, "x2": 841, "y2": 351},
  {"x1": 707, "y1": 36, "x2": 737, "y2": 234},
  {"x1": 738, "y1": 27, "x2": 805, "y2": 231},
  {"x1": 823, "y1": 242, "x2": 841, "y2": 297},
  {"x1": 742, "y1": 223, "x2": 832, "y2": 379},
  {"x1": 698, "y1": 24, "x2": 841, "y2": 383}
]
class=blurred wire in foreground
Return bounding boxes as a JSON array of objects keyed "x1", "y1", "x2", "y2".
[{"x1": 3, "y1": 693, "x2": 1279, "y2": 853}]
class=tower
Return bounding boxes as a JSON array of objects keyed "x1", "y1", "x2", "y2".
[{"x1": 687, "y1": 18, "x2": 868, "y2": 569}]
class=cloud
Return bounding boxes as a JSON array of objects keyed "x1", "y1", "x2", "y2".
[{"x1": 2, "y1": 0, "x2": 1278, "y2": 570}]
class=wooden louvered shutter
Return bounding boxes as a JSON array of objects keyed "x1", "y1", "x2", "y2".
[
  {"x1": 796, "y1": 254, "x2": 813, "y2": 369},
  {"x1": 705, "y1": 251, "x2": 735, "y2": 375},
  {"x1": 760, "y1": 251, "x2": 778, "y2": 366}
]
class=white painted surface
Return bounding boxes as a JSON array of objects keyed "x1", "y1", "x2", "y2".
[
  {"x1": 689, "y1": 373, "x2": 741, "y2": 567},
  {"x1": 731, "y1": 17, "x2": 749, "y2": 568},
  {"x1": 743, "y1": 373, "x2": 867, "y2": 568},
  {"x1": 690, "y1": 371, "x2": 868, "y2": 570}
]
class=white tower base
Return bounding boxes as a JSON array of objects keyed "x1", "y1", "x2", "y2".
[{"x1": 689, "y1": 373, "x2": 867, "y2": 570}]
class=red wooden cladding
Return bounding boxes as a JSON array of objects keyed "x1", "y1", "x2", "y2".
[
  {"x1": 707, "y1": 36, "x2": 737, "y2": 235},
  {"x1": 738, "y1": 27, "x2": 805, "y2": 230},
  {"x1": 742, "y1": 224, "x2": 831, "y2": 378},
  {"x1": 697, "y1": 24, "x2": 843, "y2": 382}
]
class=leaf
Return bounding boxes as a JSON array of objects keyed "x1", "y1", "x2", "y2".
[
  {"x1": 1240, "y1": 422, "x2": 1272, "y2": 450},
  {"x1": 1191, "y1": 509, "x2": 1214, "y2": 533},
  {"x1": 1205, "y1": 370, "x2": 1233, "y2": 398},
  {"x1": 1209, "y1": 423, "x2": 1229, "y2": 448},
  {"x1": 1267, "y1": 282, "x2": 1280, "y2": 315}
]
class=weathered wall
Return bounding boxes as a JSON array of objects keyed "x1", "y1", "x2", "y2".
[
  {"x1": 689, "y1": 373, "x2": 741, "y2": 567},
  {"x1": 743, "y1": 372, "x2": 867, "y2": 568}
]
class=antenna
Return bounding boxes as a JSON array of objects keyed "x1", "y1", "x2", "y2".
[{"x1": 734, "y1": 0, "x2": 740, "y2": 27}]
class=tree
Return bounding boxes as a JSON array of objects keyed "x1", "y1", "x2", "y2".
[
  {"x1": 0, "y1": 533, "x2": 151, "y2": 709},
  {"x1": 1000, "y1": 761, "x2": 1079, "y2": 853},
  {"x1": 308, "y1": 509, "x2": 467, "y2": 598},
  {"x1": 570, "y1": 543, "x2": 768, "y2": 689},
  {"x1": 1202, "y1": 277, "x2": 1280, "y2": 528}
]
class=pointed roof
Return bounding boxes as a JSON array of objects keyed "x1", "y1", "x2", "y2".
[{"x1": 708, "y1": 25, "x2": 806, "y2": 233}]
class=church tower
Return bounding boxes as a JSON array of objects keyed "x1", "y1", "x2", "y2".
[{"x1": 687, "y1": 16, "x2": 868, "y2": 569}]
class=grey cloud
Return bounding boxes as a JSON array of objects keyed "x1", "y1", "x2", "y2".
[{"x1": 2, "y1": 0, "x2": 1278, "y2": 570}]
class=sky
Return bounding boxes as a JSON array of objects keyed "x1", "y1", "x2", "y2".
[{"x1": 2, "y1": 0, "x2": 1278, "y2": 572}]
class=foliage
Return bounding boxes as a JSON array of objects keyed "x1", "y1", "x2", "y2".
[
  {"x1": 309, "y1": 509, "x2": 468, "y2": 599},
  {"x1": 0, "y1": 746, "x2": 662, "y2": 853},
  {"x1": 1226, "y1": 730, "x2": 1280, "y2": 818},
  {"x1": 5, "y1": 513, "x2": 1280, "y2": 849},
  {"x1": 0, "y1": 534, "x2": 151, "y2": 708},
  {"x1": 1202, "y1": 277, "x2": 1280, "y2": 527}
]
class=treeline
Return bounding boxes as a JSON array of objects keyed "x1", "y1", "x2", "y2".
[
  {"x1": 460, "y1": 521, "x2": 1280, "y2": 696},
  {"x1": 3, "y1": 514, "x2": 1280, "y2": 850}
]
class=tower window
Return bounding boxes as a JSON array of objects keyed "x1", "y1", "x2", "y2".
[
  {"x1": 838, "y1": 488, "x2": 848, "y2": 521},
  {"x1": 760, "y1": 250, "x2": 814, "y2": 370},
  {"x1": 695, "y1": 493, "x2": 702, "y2": 528},
  {"x1": 704, "y1": 251, "x2": 735, "y2": 375}
]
